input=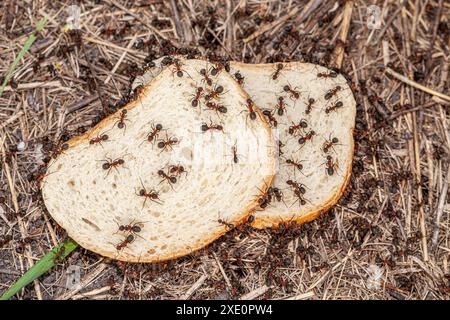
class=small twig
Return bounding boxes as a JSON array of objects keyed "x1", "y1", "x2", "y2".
[
  {"x1": 212, "y1": 252, "x2": 232, "y2": 289},
  {"x1": 71, "y1": 286, "x2": 112, "y2": 300},
  {"x1": 283, "y1": 291, "x2": 315, "y2": 300},
  {"x1": 239, "y1": 285, "x2": 271, "y2": 300},
  {"x1": 432, "y1": 166, "x2": 450, "y2": 251},
  {"x1": 332, "y1": 0, "x2": 353, "y2": 69},
  {"x1": 385, "y1": 68, "x2": 450, "y2": 102},
  {"x1": 169, "y1": 0, "x2": 183, "y2": 40},
  {"x1": 65, "y1": 95, "x2": 99, "y2": 114},
  {"x1": 180, "y1": 274, "x2": 207, "y2": 299},
  {"x1": 1, "y1": 81, "x2": 63, "y2": 92}
]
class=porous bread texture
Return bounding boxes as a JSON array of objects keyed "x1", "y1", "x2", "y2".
[
  {"x1": 42, "y1": 58, "x2": 276, "y2": 262},
  {"x1": 133, "y1": 58, "x2": 356, "y2": 229}
]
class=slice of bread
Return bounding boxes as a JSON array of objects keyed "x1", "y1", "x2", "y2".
[
  {"x1": 42, "y1": 58, "x2": 276, "y2": 262},
  {"x1": 133, "y1": 58, "x2": 356, "y2": 229}
]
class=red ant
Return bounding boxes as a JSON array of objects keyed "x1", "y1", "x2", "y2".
[
  {"x1": 317, "y1": 71, "x2": 338, "y2": 78},
  {"x1": 157, "y1": 169, "x2": 177, "y2": 188},
  {"x1": 262, "y1": 110, "x2": 277, "y2": 127},
  {"x1": 256, "y1": 185, "x2": 274, "y2": 208},
  {"x1": 115, "y1": 109, "x2": 129, "y2": 129},
  {"x1": 210, "y1": 62, "x2": 228, "y2": 76},
  {"x1": 271, "y1": 63, "x2": 284, "y2": 80},
  {"x1": 169, "y1": 164, "x2": 187, "y2": 177},
  {"x1": 287, "y1": 180, "x2": 307, "y2": 206},
  {"x1": 283, "y1": 84, "x2": 300, "y2": 100},
  {"x1": 286, "y1": 180, "x2": 306, "y2": 195},
  {"x1": 171, "y1": 58, "x2": 187, "y2": 77},
  {"x1": 288, "y1": 119, "x2": 308, "y2": 136},
  {"x1": 205, "y1": 101, "x2": 227, "y2": 114},
  {"x1": 324, "y1": 155, "x2": 338, "y2": 175},
  {"x1": 324, "y1": 85, "x2": 342, "y2": 100},
  {"x1": 218, "y1": 218, "x2": 235, "y2": 230},
  {"x1": 275, "y1": 96, "x2": 286, "y2": 116},
  {"x1": 201, "y1": 121, "x2": 224, "y2": 132},
  {"x1": 190, "y1": 87, "x2": 204, "y2": 107},
  {"x1": 146, "y1": 123, "x2": 163, "y2": 144},
  {"x1": 116, "y1": 234, "x2": 135, "y2": 251},
  {"x1": 89, "y1": 133, "x2": 109, "y2": 145},
  {"x1": 232, "y1": 144, "x2": 239, "y2": 164},
  {"x1": 101, "y1": 157, "x2": 125, "y2": 176},
  {"x1": 325, "y1": 101, "x2": 343, "y2": 113},
  {"x1": 298, "y1": 130, "x2": 315, "y2": 144},
  {"x1": 200, "y1": 68, "x2": 213, "y2": 86},
  {"x1": 118, "y1": 221, "x2": 142, "y2": 234},
  {"x1": 285, "y1": 158, "x2": 303, "y2": 172},
  {"x1": 51, "y1": 143, "x2": 69, "y2": 159},
  {"x1": 243, "y1": 98, "x2": 257, "y2": 120},
  {"x1": 205, "y1": 85, "x2": 224, "y2": 101},
  {"x1": 157, "y1": 133, "x2": 179, "y2": 152},
  {"x1": 234, "y1": 72, "x2": 244, "y2": 86},
  {"x1": 322, "y1": 136, "x2": 339, "y2": 153},
  {"x1": 136, "y1": 182, "x2": 163, "y2": 207},
  {"x1": 305, "y1": 97, "x2": 315, "y2": 114}
]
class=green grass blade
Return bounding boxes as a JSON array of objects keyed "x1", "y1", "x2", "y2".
[
  {"x1": 0, "y1": 238, "x2": 78, "y2": 300},
  {"x1": 0, "y1": 16, "x2": 48, "y2": 98}
]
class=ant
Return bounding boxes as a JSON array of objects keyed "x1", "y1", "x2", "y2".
[
  {"x1": 243, "y1": 98, "x2": 257, "y2": 120},
  {"x1": 324, "y1": 85, "x2": 342, "y2": 100},
  {"x1": 118, "y1": 221, "x2": 142, "y2": 234},
  {"x1": 201, "y1": 121, "x2": 224, "y2": 132},
  {"x1": 200, "y1": 68, "x2": 213, "y2": 86},
  {"x1": 278, "y1": 140, "x2": 285, "y2": 156},
  {"x1": 257, "y1": 185, "x2": 274, "y2": 208},
  {"x1": 285, "y1": 158, "x2": 303, "y2": 172},
  {"x1": 190, "y1": 87, "x2": 204, "y2": 107},
  {"x1": 157, "y1": 169, "x2": 177, "y2": 188},
  {"x1": 205, "y1": 101, "x2": 227, "y2": 114},
  {"x1": 157, "y1": 133, "x2": 179, "y2": 152},
  {"x1": 286, "y1": 180, "x2": 306, "y2": 195},
  {"x1": 136, "y1": 184, "x2": 163, "y2": 207},
  {"x1": 262, "y1": 110, "x2": 277, "y2": 127},
  {"x1": 101, "y1": 157, "x2": 125, "y2": 176},
  {"x1": 324, "y1": 155, "x2": 338, "y2": 175},
  {"x1": 146, "y1": 123, "x2": 163, "y2": 144},
  {"x1": 116, "y1": 234, "x2": 135, "y2": 251},
  {"x1": 305, "y1": 97, "x2": 315, "y2": 114},
  {"x1": 234, "y1": 72, "x2": 244, "y2": 86},
  {"x1": 51, "y1": 143, "x2": 69, "y2": 159},
  {"x1": 272, "y1": 187, "x2": 284, "y2": 203},
  {"x1": 210, "y1": 62, "x2": 229, "y2": 76},
  {"x1": 317, "y1": 71, "x2": 338, "y2": 78},
  {"x1": 232, "y1": 144, "x2": 239, "y2": 164},
  {"x1": 288, "y1": 119, "x2": 308, "y2": 136},
  {"x1": 325, "y1": 101, "x2": 343, "y2": 114},
  {"x1": 205, "y1": 85, "x2": 224, "y2": 101},
  {"x1": 275, "y1": 96, "x2": 286, "y2": 116},
  {"x1": 271, "y1": 63, "x2": 284, "y2": 80},
  {"x1": 322, "y1": 136, "x2": 339, "y2": 153},
  {"x1": 171, "y1": 58, "x2": 187, "y2": 77},
  {"x1": 89, "y1": 133, "x2": 109, "y2": 145},
  {"x1": 169, "y1": 164, "x2": 187, "y2": 178},
  {"x1": 298, "y1": 130, "x2": 315, "y2": 144},
  {"x1": 218, "y1": 218, "x2": 235, "y2": 230},
  {"x1": 283, "y1": 84, "x2": 300, "y2": 100},
  {"x1": 115, "y1": 109, "x2": 129, "y2": 129}
]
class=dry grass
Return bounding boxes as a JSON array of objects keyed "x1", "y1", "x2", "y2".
[{"x1": 0, "y1": 0, "x2": 449, "y2": 300}]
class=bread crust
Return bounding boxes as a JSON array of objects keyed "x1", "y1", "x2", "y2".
[
  {"x1": 42, "y1": 59, "x2": 276, "y2": 263},
  {"x1": 230, "y1": 62, "x2": 355, "y2": 229}
]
